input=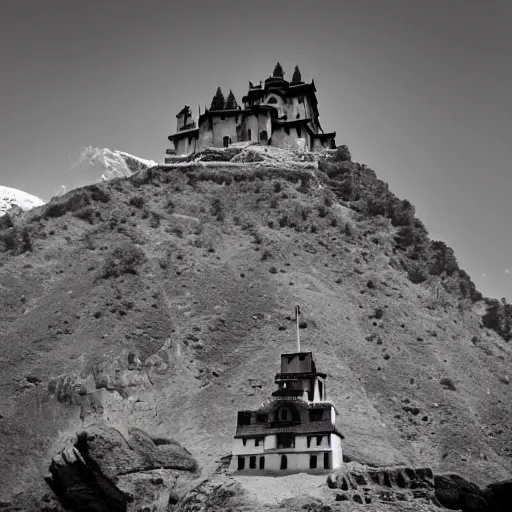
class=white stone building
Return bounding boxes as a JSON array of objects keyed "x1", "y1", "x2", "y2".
[{"x1": 230, "y1": 349, "x2": 344, "y2": 475}]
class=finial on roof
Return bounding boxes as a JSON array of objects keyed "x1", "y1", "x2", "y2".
[{"x1": 249, "y1": 80, "x2": 254, "y2": 89}]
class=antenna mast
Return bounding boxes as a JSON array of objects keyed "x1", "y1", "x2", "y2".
[{"x1": 295, "y1": 305, "x2": 301, "y2": 352}]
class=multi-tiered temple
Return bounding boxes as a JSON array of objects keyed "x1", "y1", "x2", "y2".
[
  {"x1": 231, "y1": 309, "x2": 343, "y2": 474},
  {"x1": 167, "y1": 63, "x2": 336, "y2": 160}
]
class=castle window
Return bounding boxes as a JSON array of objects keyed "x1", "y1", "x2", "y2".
[
  {"x1": 259, "y1": 456, "x2": 265, "y2": 469},
  {"x1": 238, "y1": 412, "x2": 251, "y2": 425},
  {"x1": 268, "y1": 96, "x2": 278, "y2": 104},
  {"x1": 249, "y1": 456, "x2": 256, "y2": 469},
  {"x1": 309, "y1": 455, "x2": 317, "y2": 469},
  {"x1": 309, "y1": 409, "x2": 323, "y2": 422},
  {"x1": 238, "y1": 456, "x2": 245, "y2": 470}
]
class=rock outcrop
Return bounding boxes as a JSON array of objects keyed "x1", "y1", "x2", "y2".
[
  {"x1": 327, "y1": 463, "x2": 439, "y2": 506},
  {"x1": 46, "y1": 424, "x2": 199, "y2": 512}
]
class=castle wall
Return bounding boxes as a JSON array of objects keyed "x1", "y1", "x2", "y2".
[
  {"x1": 235, "y1": 449, "x2": 335, "y2": 473},
  {"x1": 198, "y1": 121, "x2": 213, "y2": 151},
  {"x1": 212, "y1": 116, "x2": 239, "y2": 146},
  {"x1": 257, "y1": 113, "x2": 271, "y2": 142},
  {"x1": 245, "y1": 114, "x2": 259, "y2": 142},
  {"x1": 175, "y1": 136, "x2": 198, "y2": 156}
]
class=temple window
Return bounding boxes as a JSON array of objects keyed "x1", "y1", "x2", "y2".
[
  {"x1": 238, "y1": 412, "x2": 251, "y2": 425},
  {"x1": 277, "y1": 434, "x2": 295, "y2": 449},
  {"x1": 249, "y1": 456, "x2": 256, "y2": 469},
  {"x1": 280, "y1": 455, "x2": 288, "y2": 470},
  {"x1": 223, "y1": 136, "x2": 230, "y2": 148},
  {"x1": 238, "y1": 456, "x2": 245, "y2": 470},
  {"x1": 268, "y1": 96, "x2": 278, "y2": 104},
  {"x1": 307, "y1": 436, "x2": 312, "y2": 448},
  {"x1": 309, "y1": 409, "x2": 323, "y2": 422},
  {"x1": 324, "y1": 453, "x2": 331, "y2": 469},
  {"x1": 309, "y1": 455, "x2": 317, "y2": 469},
  {"x1": 259, "y1": 456, "x2": 265, "y2": 469}
]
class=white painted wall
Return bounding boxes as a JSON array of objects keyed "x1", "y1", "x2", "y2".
[
  {"x1": 331, "y1": 434, "x2": 343, "y2": 469},
  {"x1": 264, "y1": 434, "x2": 276, "y2": 450},
  {"x1": 232, "y1": 437, "x2": 265, "y2": 455}
]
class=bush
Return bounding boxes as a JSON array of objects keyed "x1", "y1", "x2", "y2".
[
  {"x1": 129, "y1": 196, "x2": 145, "y2": 208},
  {"x1": 440, "y1": 377, "x2": 456, "y2": 391},
  {"x1": 102, "y1": 242, "x2": 146, "y2": 278},
  {"x1": 408, "y1": 264, "x2": 428, "y2": 284}
]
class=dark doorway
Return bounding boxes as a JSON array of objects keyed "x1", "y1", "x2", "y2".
[
  {"x1": 248, "y1": 129, "x2": 252, "y2": 140},
  {"x1": 280, "y1": 455, "x2": 288, "y2": 470},
  {"x1": 260, "y1": 130, "x2": 268, "y2": 142},
  {"x1": 223, "y1": 136, "x2": 230, "y2": 147},
  {"x1": 238, "y1": 456, "x2": 245, "y2": 470},
  {"x1": 324, "y1": 452, "x2": 331, "y2": 469},
  {"x1": 249, "y1": 456, "x2": 256, "y2": 469},
  {"x1": 259, "y1": 456, "x2": 265, "y2": 470},
  {"x1": 309, "y1": 455, "x2": 317, "y2": 469}
]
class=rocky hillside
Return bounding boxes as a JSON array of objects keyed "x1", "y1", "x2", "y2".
[{"x1": 0, "y1": 146, "x2": 510, "y2": 511}]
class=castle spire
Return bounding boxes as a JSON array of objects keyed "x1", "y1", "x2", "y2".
[{"x1": 273, "y1": 62, "x2": 284, "y2": 78}]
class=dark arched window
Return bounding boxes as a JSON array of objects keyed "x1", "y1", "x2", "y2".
[
  {"x1": 268, "y1": 96, "x2": 278, "y2": 104},
  {"x1": 260, "y1": 130, "x2": 268, "y2": 142},
  {"x1": 223, "y1": 136, "x2": 230, "y2": 148}
]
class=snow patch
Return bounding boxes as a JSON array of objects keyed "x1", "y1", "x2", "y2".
[{"x1": 0, "y1": 185, "x2": 45, "y2": 216}]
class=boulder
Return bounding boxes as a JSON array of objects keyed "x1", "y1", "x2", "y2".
[{"x1": 46, "y1": 424, "x2": 198, "y2": 512}]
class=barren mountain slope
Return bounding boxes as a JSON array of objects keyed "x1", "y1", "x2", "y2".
[{"x1": 0, "y1": 155, "x2": 510, "y2": 510}]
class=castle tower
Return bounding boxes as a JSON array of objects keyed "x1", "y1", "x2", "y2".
[{"x1": 230, "y1": 307, "x2": 343, "y2": 474}]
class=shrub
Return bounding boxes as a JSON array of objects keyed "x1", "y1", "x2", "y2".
[
  {"x1": 440, "y1": 377, "x2": 456, "y2": 391},
  {"x1": 149, "y1": 211, "x2": 161, "y2": 228},
  {"x1": 269, "y1": 266, "x2": 278, "y2": 274},
  {"x1": 317, "y1": 205, "x2": 328, "y2": 218},
  {"x1": 408, "y1": 264, "x2": 428, "y2": 284},
  {"x1": 261, "y1": 249, "x2": 272, "y2": 261},
  {"x1": 102, "y1": 242, "x2": 146, "y2": 278},
  {"x1": 129, "y1": 196, "x2": 145, "y2": 208},
  {"x1": 74, "y1": 206, "x2": 101, "y2": 224}
]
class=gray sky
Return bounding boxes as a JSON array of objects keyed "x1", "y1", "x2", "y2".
[{"x1": 0, "y1": 0, "x2": 511, "y2": 301}]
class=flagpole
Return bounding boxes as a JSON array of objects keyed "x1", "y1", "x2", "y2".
[{"x1": 296, "y1": 305, "x2": 301, "y2": 353}]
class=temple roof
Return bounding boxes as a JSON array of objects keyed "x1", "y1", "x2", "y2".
[{"x1": 235, "y1": 420, "x2": 344, "y2": 439}]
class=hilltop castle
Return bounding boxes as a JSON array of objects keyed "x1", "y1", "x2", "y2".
[
  {"x1": 230, "y1": 307, "x2": 343, "y2": 475},
  {"x1": 166, "y1": 63, "x2": 336, "y2": 160}
]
